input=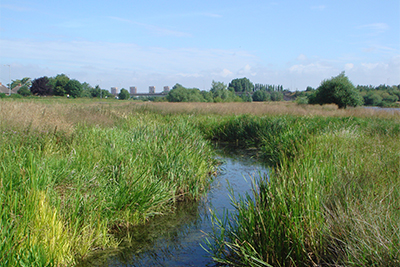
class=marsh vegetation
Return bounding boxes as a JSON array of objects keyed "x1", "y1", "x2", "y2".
[{"x1": 1, "y1": 99, "x2": 399, "y2": 266}]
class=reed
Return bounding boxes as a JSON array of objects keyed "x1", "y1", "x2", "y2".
[
  {"x1": 1, "y1": 99, "x2": 399, "y2": 266},
  {"x1": 0, "y1": 101, "x2": 216, "y2": 266},
  {"x1": 204, "y1": 115, "x2": 400, "y2": 266}
]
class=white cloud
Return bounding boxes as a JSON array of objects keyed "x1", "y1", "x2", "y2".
[
  {"x1": 344, "y1": 63, "x2": 354, "y2": 71},
  {"x1": 296, "y1": 54, "x2": 307, "y2": 61},
  {"x1": 2, "y1": 37, "x2": 399, "y2": 93},
  {"x1": 0, "y1": 39, "x2": 258, "y2": 91},
  {"x1": 289, "y1": 62, "x2": 335, "y2": 75},
  {"x1": 362, "y1": 45, "x2": 397, "y2": 54},
  {"x1": 361, "y1": 62, "x2": 385, "y2": 70},
  {"x1": 238, "y1": 64, "x2": 257, "y2": 76},
  {"x1": 358, "y1": 23, "x2": 389, "y2": 32},
  {"x1": 220, "y1": 69, "x2": 233, "y2": 77}
]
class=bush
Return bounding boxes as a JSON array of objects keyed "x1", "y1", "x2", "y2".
[
  {"x1": 17, "y1": 86, "x2": 32, "y2": 96},
  {"x1": 313, "y1": 72, "x2": 363, "y2": 108},
  {"x1": 118, "y1": 88, "x2": 130, "y2": 100},
  {"x1": 252, "y1": 90, "x2": 269, "y2": 101},
  {"x1": 363, "y1": 92, "x2": 382, "y2": 106},
  {"x1": 65, "y1": 79, "x2": 82, "y2": 98},
  {"x1": 295, "y1": 96, "x2": 309, "y2": 105},
  {"x1": 270, "y1": 91, "x2": 283, "y2": 101},
  {"x1": 10, "y1": 93, "x2": 23, "y2": 99},
  {"x1": 0, "y1": 93, "x2": 6, "y2": 98}
]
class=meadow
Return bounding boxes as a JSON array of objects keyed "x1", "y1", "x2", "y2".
[{"x1": 1, "y1": 98, "x2": 399, "y2": 266}]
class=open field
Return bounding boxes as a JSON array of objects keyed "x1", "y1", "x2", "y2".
[{"x1": 1, "y1": 98, "x2": 400, "y2": 266}]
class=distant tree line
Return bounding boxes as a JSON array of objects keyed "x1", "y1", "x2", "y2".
[
  {"x1": 2, "y1": 73, "x2": 399, "y2": 109},
  {"x1": 294, "y1": 72, "x2": 400, "y2": 108},
  {"x1": 165, "y1": 78, "x2": 286, "y2": 103},
  {"x1": 1, "y1": 74, "x2": 113, "y2": 99}
]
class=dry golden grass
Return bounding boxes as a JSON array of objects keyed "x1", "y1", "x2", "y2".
[
  {"x1": 1, "y1": 99, "x2": 399, "y2": 133},
  {"x1": 0, "y1": 100, "x2": 116, "y2": 133},
  {"x1": 132, "y1": 101, "x2": 400, "y2": 118},
  {"x1": 0, "y1": 101, "x2": 73, "y2": 132}
]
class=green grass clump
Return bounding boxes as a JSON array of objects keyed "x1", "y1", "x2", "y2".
[
  {"x1": 204, "y1": 115, "x2": 400, "y2": 266},
  {"x1": 0, "y1": 112, "x2": 216, "y2": 266}
]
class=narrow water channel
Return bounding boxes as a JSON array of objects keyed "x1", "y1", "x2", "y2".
[{"x1": 77, "y1": 148, "x2": 269, "y2": 266}]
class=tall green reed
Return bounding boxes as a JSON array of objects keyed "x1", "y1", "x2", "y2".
[
  {"x1": 204, "y1": 115, "x2": 400, "y2": 266},
  {"x1": 1, "y1": 112, "x2": 216, "y2": 266}
]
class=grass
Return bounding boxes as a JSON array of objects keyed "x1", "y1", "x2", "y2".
[
  {"x1": 0, "y1": 100, "x2": 216, "y2": 266},
  {"x1": 1, "y1": 98, "x2": 399, "y2": 266},
  {"x1": 202, "y1": 113, "x2": 400, "y2": 266}
]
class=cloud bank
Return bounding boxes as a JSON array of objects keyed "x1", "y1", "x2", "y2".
[{"x1": 1, "y1": 39, "x2": 399, "y2": 92}]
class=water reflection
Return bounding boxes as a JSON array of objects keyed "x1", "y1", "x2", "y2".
[{"x1": 77, "y1": 147, "x2": 269, "y2": 267}]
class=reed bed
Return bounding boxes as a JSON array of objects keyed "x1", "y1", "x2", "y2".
[
  {"x1": 201, "y1": 114, "x2": 400, "y2": 266},
  {"x1": 0, "y1": 100, "x2": 216, "y2": 266},
  {"x1": 124, "y1": 101, "x2": 400, "y2": 118},
  {"x1": 1, "y1": 99, "x2": 400, "y2": 266}
]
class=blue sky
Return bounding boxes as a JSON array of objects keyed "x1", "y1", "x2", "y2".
[{"x1": 1, "y1": 0, "x2": 399, "y2": 93}]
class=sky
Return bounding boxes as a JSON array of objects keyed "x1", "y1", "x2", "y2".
[{"x1": 1, "y1": 0, "x2": 399, "y2": 93}]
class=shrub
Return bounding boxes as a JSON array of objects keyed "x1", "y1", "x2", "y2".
[
  {"x1": 313, "y1": 72, "x2": 363, "y2": 108},
  {"x1": 10, "y1": 93, "x2": 23, "y2": 99},
  {"x1": 118, "y1": 88, "x2": 130, "y2": 100},
  {"x1": 295, "y1": 96, "x2": 308, "y2": 105},
  {"x1": 18, "y1": 85, "x2": 32, "y2": 96},
  {"x1": 252, "y1": 90, "x2": 269, "y2": 101}
]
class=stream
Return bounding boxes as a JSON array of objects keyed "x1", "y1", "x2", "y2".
[{"x1": 77, "y1": 148, "x2": 269, "y2": 266}]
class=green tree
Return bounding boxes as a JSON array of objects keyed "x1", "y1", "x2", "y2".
[
  {"x1": 313, "y1": 72, "x2": 363, "y2": 108},
  {"x1": 382, "y1": 92, "x2": 399, "y2": 103},
  {"x1": 210, "y1": 81, "x2": 239, "y2": 102},
  {"x1": 88, "y1": 85, "x2": 102, "y2": 98},
  {"x1": 241, "y1": 92, "x2": 253, "y2": 102},
  {"x1": 201, "y1": 90, "x2": 213, "y2": 102},
  {"x1": 11, "y1": 77, "x2": 31, "y2": 89},
  {"x1": 50, "y1": 74, "x2": 70, "y2": 96},
  {"x1": 101, "y1": 89, "x2": 113, "y2": 98},
  {"x1": 210, "y1": 80, "x2": 227, "y2": 94},
  {"x1": 118, "y1": 88, "x2": 130, "y2": 100},
  {"x1": 167, "y1": 84, "x2": 189, "y2": 102},
  {"x1": 228, "y1": 77, "x2": 254, "y2": 93},
  {"x1": 80, "y1": 82, "x2": 94, "y2": 97},
  {"x1": 65, "y1": 79, "x2": 82, "y2": 98},
  {"x1": 252, "y1": 90, "x2": 269, "y2": 101},
  {"x1": 17, "y1": 85, "x2": 31, "y2": 96},
  {"x1": 270, "y1": 91, "x2": 283, "y2": 101},
  {"x1": 167, "y1": 84, "x2": 205, "y2": 102},
  {"x1": 363, "y1": 92, "x2": 382, "y2": 106}
]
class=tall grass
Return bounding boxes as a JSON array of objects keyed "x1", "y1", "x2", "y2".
[
  {"x1": 0, "y1": 101, "x2": 216, "y2": 266},
  {"x1": 2, "y1": 99, "x2": 399, "y2": 266},
  {"x1": 203, "y1": 114, "x2": 400, "y2": 266}
]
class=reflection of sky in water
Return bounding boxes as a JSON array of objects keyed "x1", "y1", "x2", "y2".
[{"x1": 77, "y1": 151, "x2": 269, "y2": 267}]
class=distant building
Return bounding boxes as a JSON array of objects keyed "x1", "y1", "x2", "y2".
[
  {"x1": 111, "y1": 87, "x2": 118, "y2": 96},
  {"x1": 163, "y1": 86, "x2": 170, "y2": 93},
  {"x1": 149, "y1": 86, "x2": 155, "y2": 94},
  {"x1": 0, "y1": 82, "x2": 10, "y2": 95},
  {"x1": 0, "y1": 82, "x2": 20, "y2": 95},
  {"x1": 130, "y1": 86, "x2": 137, "y2": 94}
]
